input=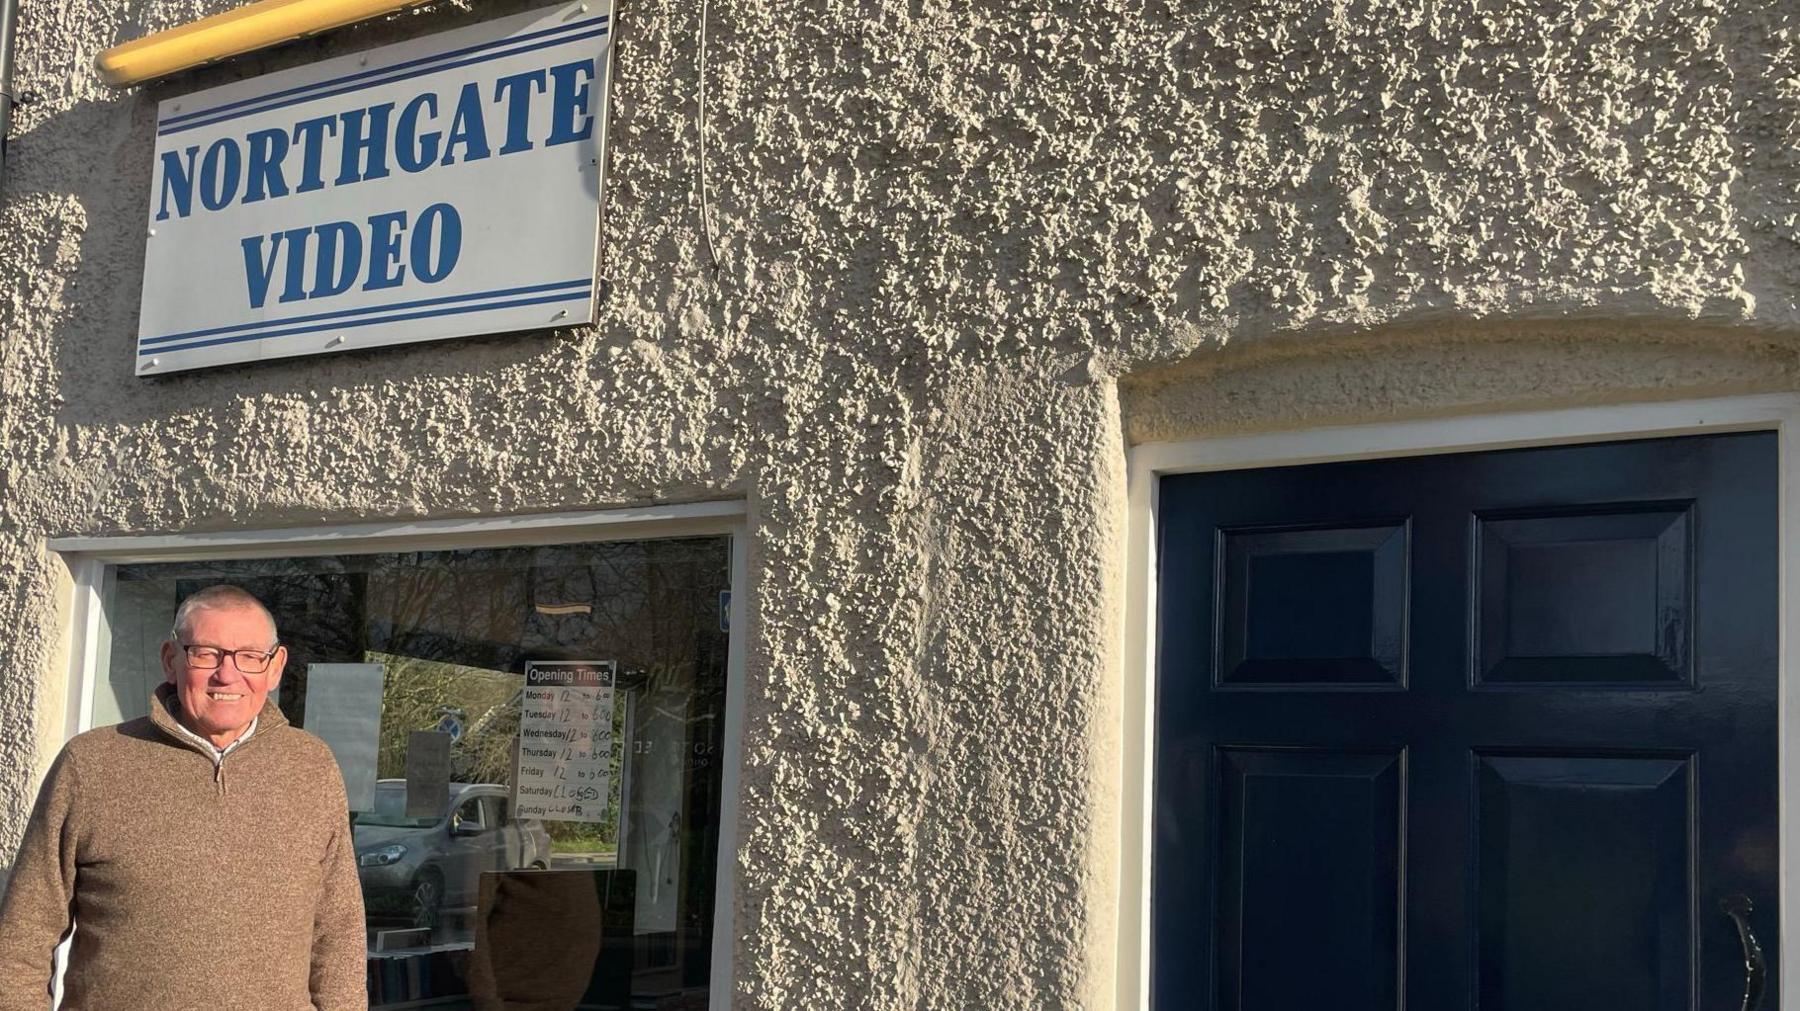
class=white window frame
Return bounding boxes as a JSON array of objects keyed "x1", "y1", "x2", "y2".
[
  {"x1": 49, "y1": 499, "x2": 752, "y2": 1011},
  {"x1": 1119, "y1": 392, "x2": 1800, "y2": 1010}
]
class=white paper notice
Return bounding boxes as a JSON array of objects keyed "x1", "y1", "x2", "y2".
[
  {"x1": 304, "y1": 662, "x2": 385, "y2": 812},
  {"x1": 515, "y1": 660, "x2": 616, "y2": 823}
]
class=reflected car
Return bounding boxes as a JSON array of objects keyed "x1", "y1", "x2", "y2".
[{"x1": 353, "y1": 780, "x2": 552, "y2": 930}]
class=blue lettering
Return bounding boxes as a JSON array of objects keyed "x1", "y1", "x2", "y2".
[
  {"x1": 411, "y1": 203, "x2": 461, "y2": 283},
  {"x1": 310, "y1": 220, "x2": 363, "y2": 298},
  {"x1": 168, "y1": 59, "x2": 609, "y2": 220},
  {"x1": 396, "y1": 93, "x2": 441, "y2": 173},
  {"x1": 240, "y1": 231, "x2": 284, "y2": 308},
  {"x1": 155, "y1": 146, "x2": 199, "y2": 221},
  {"x1": 547, "y1": 60, "x2": 596, "y2": 146},
  {"x1": 241, "y1": 205, "x2": 462, "y2": 306},
  {"x1": 278, "y1": 226, "x2": 312, "y2": 304},
  {"x1": 493, "y1": 69, "x2": 547, "y2": 155},
  {"x1": 440, "y1": 83, "x2": 491, "y2": 166},
  {"x1": 243, "y1": 128, "x2": 291, "y2": 204},
  {"x1": 364, "y1": 210, "x2": 408, "y2": 291},
  {"x1": 198, "y1": 138, "x2": 242, "y2": 212},
  {"x1": 291, "y1": 115, "x2": 338, "y2": 193},
  {"x1": 336, "y1": 103, "x2": 395, "y2": 186}
]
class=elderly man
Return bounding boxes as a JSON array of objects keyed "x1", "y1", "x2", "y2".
[{"x1": 0, "y1": 585, "x2": 366, "y2": 1010}]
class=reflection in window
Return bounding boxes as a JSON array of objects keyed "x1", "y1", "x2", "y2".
[{"x1": 101, "y1": 537, "x2": 732, "y2": 1010}]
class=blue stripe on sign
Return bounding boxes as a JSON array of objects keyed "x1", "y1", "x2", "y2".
[
  {"x1": 160, "y1": 24, "x2": 610, "y2": 138},
  {"x1": 138, "y1": 278, "x2": 594, "y2": 348},
  {"x1": 139, "y1": 286, "x2": 593, "y2": 357},
  {"x1": 158, "y1": 13, "x2": 610, "y2": 132}
]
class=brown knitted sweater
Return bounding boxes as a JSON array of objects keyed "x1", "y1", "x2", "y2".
[{"x1": 0, "y1": 685, "x2": 366, "y2": 1010}]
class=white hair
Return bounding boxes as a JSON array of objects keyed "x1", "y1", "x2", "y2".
[{"x1": 169, "y1": 585, "x2": 279, "y2": 645}]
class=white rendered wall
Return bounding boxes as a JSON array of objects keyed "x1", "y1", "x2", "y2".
[{"x1": 2, "y1": 2, "x2": 1800, "y2": 1007}]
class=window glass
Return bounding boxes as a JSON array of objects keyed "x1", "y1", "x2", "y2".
[
  {"x1": 99, "y1": 536, "x2": 733, "y2": 1009},
  {"x1": 453, "y1": 795, "x2": 486, "y2": 833}
]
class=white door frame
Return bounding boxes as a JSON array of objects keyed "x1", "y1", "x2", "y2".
[
  {"x1": 48, "y1": 499, "x2": 752, "y2": 1011},
  {"x1": 1119, "y1": 392, "x2": 1800, "y2": 1010}
]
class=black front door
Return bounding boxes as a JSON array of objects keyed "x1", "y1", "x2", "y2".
[{"x1": 1153, "y1": 432, "x2": 1779, "y2": 1009}]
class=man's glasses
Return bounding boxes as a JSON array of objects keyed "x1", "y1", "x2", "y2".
[{"x1": 179, "y1": 644, "x2": 279, "y2": 674}]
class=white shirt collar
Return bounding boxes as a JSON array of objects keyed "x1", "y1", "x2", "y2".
[{"x1": 168, "y1": 714, "x2": 258, "y2": 763}]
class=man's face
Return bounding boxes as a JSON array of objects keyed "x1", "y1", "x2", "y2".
[{"x1": 160, "y1": 604, "x2": 286, "y2": 743}]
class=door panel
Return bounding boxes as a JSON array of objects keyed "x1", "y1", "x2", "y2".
[
  {"x1": 1216, "y1": 522, "x2": 1409, "y2": 689},
  {"x1": 1215, "y1": 748, "x2": 1404, "y2": 1011},
  {"x1": 1473, "y1": 752, "x2": 1691, "y2": 1010},
  {"x1": 1153, "y1": 432, "x2": 1779, "y2": 1010},
  {"x1": 1474, "y1": 505, "x2": 1693, "y2": 686}
]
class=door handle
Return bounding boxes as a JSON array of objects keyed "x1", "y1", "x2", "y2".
[{"x1": 1721, "y1": 893, "x2": 1766, "y2": 1011}]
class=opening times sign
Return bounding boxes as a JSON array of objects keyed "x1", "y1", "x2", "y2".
[
  {"x1": 515, "y1": 660, "x2": 616, "y2": 824},
  {"x1": 136, "y1": 1, "x2": 613, "y2": 373}
]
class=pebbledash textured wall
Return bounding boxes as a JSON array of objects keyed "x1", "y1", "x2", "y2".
[{"x1": 3, "y1": 0, "x2": 1800, "y2": 1006}]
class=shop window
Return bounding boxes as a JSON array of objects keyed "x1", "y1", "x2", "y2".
[{"x1": 95, "y1": 536, "x2": 733, "y2": 1011}]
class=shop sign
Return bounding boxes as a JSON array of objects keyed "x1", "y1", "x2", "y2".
[{"x1": 135, "y1": 1, "x2": 613, "y2": 374}]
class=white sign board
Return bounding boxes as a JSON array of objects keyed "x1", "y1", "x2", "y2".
[
  {"x1": 136, "y1": 2, "x2": 612, "y2": 374},
  {"x1": 302, "y1": 662, "x2": 386, "y2": 812},
  {"x1": 515, "y1": 660, "x2": 615, "y2": 823}
]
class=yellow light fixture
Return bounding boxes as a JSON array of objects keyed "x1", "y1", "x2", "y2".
[{"x1": 95, "y1": 0, "x2": 435, "y2": 88}]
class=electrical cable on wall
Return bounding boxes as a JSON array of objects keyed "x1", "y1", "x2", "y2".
[{"x1": 696, "y1": 0, "x2": 721, "y2": 275}]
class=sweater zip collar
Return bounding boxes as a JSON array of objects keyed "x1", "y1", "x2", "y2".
[
  {"x1": 168, "y1": 713, "x2": 257, "y2": 776},
  {"x1": 148, "y1": 683, "x2": 288, "y2": 794}
]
